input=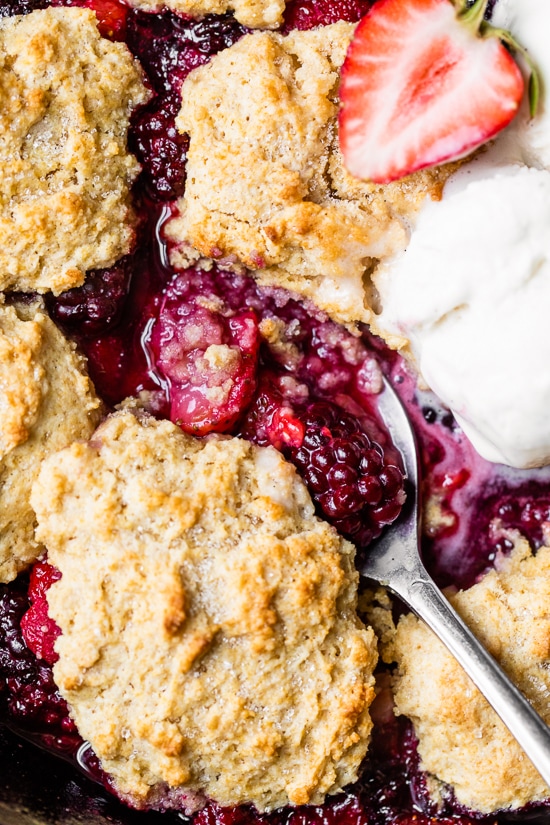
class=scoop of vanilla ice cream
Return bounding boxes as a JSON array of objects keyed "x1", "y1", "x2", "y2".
[
  {"x1": 491, "y1": 0, "x2": 550, "y2": 170},
  {"x1": 374, "y1": 165, "x2": 550, "y2": 469}
]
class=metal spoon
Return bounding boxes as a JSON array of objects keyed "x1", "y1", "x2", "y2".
[{"x1": 360, "y1": 376, "x2": 550, "y2": 788}]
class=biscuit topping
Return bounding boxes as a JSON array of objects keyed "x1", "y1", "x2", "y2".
[
  {"x1": 0, "y1": 319, "x2": 45, "y2": 458},
  {"x1": 166, "y1": 22, "x2": 456, "y2": 326},
  {"x1": 0, "y1": 300, "x2": 102, "y2": 583},
  {"x1": 32, "y1": 411, "x2": 378, "y2": 812},
  {"x1": 388, "y1": 539, "x2": 550, "y2": 813},
  {"x1": 0, "y1": 7, "x2": 149, "y2": 294}
]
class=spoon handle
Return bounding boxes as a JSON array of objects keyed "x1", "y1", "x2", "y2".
[
  {"x1": 368, "y1": 374, "x2": 550, "y2": 787},
  {"x1": 392, "y1": 559, "x2": 550, "y2": 790}
]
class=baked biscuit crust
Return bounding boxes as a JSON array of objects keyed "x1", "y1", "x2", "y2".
[
  {"x1": 0, "y1": 300, "x2": 102, "y2": 583},
  {"x1": 0, "y1": 8, "x2": 150, "y2": 294},
  {"x1": 388, "y1": 539, "x2": 550, "y2": 813},
  {"x1": 32, "y1": 411, "x2": 378, "y2": 812},
  {"x1": 167, "y1": 23, "x2": 455, "y2": 327}
]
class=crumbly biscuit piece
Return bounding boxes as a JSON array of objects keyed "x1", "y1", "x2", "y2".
[
  {"x1": 124, "y1": 0, "x2": 284, "y2": 29},
  {"x1": 166, "y1": 24, "x2": 455, "y2": 327},
  {"x1": 32, "y1": 411, "x2": 377, "y2": 812},
  {"x1": 388, "y1": 540, "x2": 550, "y2": 813},
  {"x1": 0, "y1": 300, "x2": 102, "y2": 583},
  {"x1": 0, "y1": 8, "x2": 150, "y2": 294}
]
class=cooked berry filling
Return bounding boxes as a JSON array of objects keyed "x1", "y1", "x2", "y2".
[
  {"x1": 0, "y1": 580, "x2": 74, "y2": 742},
  {"x1": 0, "y1": 0, "x2": 548, "y2": 823},
  {"x1": 47, "y1": 258, "x2": 134, "y2": 336},
  {"x1": 282, "y1": 0, "x2": 373, "y2": 31},
  {"x1": 0, "y1": 0, "x2": 46, "y2": 14}
]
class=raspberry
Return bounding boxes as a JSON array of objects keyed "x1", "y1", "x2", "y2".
[
  {"x1": 20, "y1": 562, "x2": 61, "y2": 666},
  {"x1": 84, "y1": 0, "x2": 129, "y2": 39},
  {"x1": 149, "y1": 272, "x2": 260, "y2": 435},
  {"x1": 239, "y1": 382, "x2": 305, "y2": 450},
  {"x1": 50, "y1": 0, "x2": 129, "y2": 39},
  {"x1": 47, "y1": 259, "x2": 132, "y2": 336}
]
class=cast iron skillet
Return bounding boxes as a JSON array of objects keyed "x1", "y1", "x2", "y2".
[
  {"x1": 0, "y1": 727, "x2": 176, "y2": 825},
  {"x1": 1, "y1": 725, "x2": 549, "y2": 825}
]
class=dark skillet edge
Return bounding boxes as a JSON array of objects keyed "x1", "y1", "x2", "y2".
[{"x1": 0, "y1": 726, "x2": 176, "y2": 825}]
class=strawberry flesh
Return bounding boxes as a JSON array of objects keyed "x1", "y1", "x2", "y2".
[{"x1": 339, "y1": 0, "x2": 525, "y2": 183}]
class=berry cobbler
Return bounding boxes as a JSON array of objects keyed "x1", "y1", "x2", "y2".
[{"x1": 0, "y1": 0, "x2": 550, "y2": 823}]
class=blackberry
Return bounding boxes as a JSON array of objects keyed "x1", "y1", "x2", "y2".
[
  {"x1": 126, "y1": 11, "x2": 247, "y2": 200},
  {"x1": 129, "y1": 92, "x2": 190, "y2": 201},
  {"x1": 242, "y1": 392, "x2": 405, "y2": 548},
  {"x1": 288, "y1": 401, "x2": 405, "y2": 546},
  {"x1": 0, "y1": 0, "x2": 47, "y2": 15},
  {"x1": 0, "y1": 582, "x2": 74, "y2": 737},
  {"x1": 46, "y1": 259, "x2": 132, "y2": 336},
  {"x1": 480, "y1": 491, "x2": 550, "y2": 553}
]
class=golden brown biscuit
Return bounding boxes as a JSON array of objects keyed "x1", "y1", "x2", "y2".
[
  {"x1": 167, "y1": 23, "x2": 455, "y2": 327},
  {"x1": 0, "y1": 299, "x2": 102, "y2": 583},
  {"x1": 388, "y1": 539, "x2": 550, "y2": 813},
  {"x1": 32, "y1": 411, "x2": 378, "y2": 812},
  {"x1": 0, "y1": 8, "x2": 149, "y2": 294}
]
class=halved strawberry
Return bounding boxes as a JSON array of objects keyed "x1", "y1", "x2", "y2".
[{"x1": 339, "y1": 0, "x2": 526, "y2": 183}]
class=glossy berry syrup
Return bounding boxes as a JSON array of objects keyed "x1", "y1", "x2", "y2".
[
  {"x1": 0, "y1": 0, "x2": 549, "y2": 824},
  {"x1": 282, "y1": 0, "x2": 373, "y2": 31}
]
